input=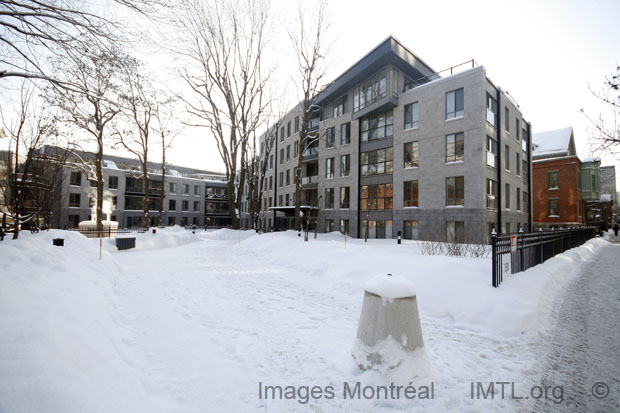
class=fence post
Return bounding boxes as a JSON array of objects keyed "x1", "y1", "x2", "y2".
[
  {"x1": 519, "y1": 227, "x2": 524, "y2": 272},
  {"x1": 539, "y1": 227, "x2": 544, "y2": 264},
  {"x1": 491, "y1": 229, "x2": 498, "y2": 287}
]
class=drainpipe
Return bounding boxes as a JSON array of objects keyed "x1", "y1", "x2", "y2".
[
  {"x1": 357, "y1": 121, "x2": 362, "y2": 238},
  {"x1": 496, "y1": 88, "x2": 502, "y2": 234},
  {"x1": 526, "y1": 121, "x2": 533, "y2": 231},
  {"x1": 273, "y1": 129, "x2": 278, "y2": 229}
]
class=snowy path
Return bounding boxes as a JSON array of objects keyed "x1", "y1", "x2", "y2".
[{"x1": 535, "y1": 239, "x2": 620, "y2": 412}]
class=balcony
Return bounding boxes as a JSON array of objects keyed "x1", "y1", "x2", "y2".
[
  {"x1": 301, "y1": 175, "x2": 319, "y2": 186},
  {"x1": 125, "y1": 185, "x2": 162, "y2": 196},
  {"x1": 302, "y1": 146, "x2": 319, "y2": 161},
  {"x1": 308, "y1": 117, "x2": 320, "y2": 132}
]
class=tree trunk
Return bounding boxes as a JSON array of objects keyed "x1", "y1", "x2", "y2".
[
  {"x1": 157, "y1": 141, "x2": 166, "y2": 227},
  {"x1": 96, "y1": 133, "x2": 104, "y2": 234},
  {"x1": 12, "y1": 138, "x2": 20, "y2": 239},
  {"x1": 142, "y1": 156, "x2": 149, "y2": 230}
]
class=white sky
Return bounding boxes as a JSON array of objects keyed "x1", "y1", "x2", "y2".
[{"x1": 2, "y1": 0, "x2": 619, "y2": 190}]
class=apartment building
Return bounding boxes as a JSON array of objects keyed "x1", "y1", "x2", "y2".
[
  {"x1": 39, "y1": 147, "x2": 226, "y2": 229},
  {"x1": 531, "y1": 127, "x2": 585, "y2": 228},
  {"x1": 259, "y1": 36, "x2": 532, "y2": 242}
]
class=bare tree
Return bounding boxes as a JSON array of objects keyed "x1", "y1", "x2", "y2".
[
  {"x1": 117, "y1": 59, "x2": 155, "y2": 230},
  {"x1": 583, "y1": 65, "x2": 620, "y2": 154},
  {"x1": 177, "y1": 0, "x2": 272, "y2": 229},
  {"x1": 288, "y1": 0, "x2": 331, "y2": 231},
  {"x1": 46, "y1": 42, "x2": 127, "y2": 232},
  {"x1": 152, "y1": 97, "x2": 181, "y2": 227}
]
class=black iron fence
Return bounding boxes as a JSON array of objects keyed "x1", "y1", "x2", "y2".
[
  {"x1": 491, "y1": 227, "x2": 597, "y2": 287},
  {"x1": 69, "y1": 227, "x2": 147, "y2": 238}
]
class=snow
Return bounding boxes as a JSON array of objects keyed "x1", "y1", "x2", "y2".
[
  {"x1": 365, "y1": 274, "x2": 416, "y2": 299},
  {"x1": 0, "y1": 229, "x2": 609, "y2": 411},
  {"x1": 102, "y1": 160, "x2": 118, "y2": 169},
  {"x1": 582, "y1": 156, "x2": 601, "y2": 163},
  {"x1": 532, "y1": 126, "x2": 573, "y2": 157}
]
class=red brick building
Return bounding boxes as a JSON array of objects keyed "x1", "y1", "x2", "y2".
[{"x1": 532, "y1": 127, "x2": 585, "y2": 228}]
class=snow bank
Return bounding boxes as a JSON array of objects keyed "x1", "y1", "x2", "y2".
[{"x1": 0, "y1": 230, "x2": 173, "y2": 413}]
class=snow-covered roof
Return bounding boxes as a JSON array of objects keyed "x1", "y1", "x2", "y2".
[
  {"x1": 582, "y1": 156, "x2": 601, "y2": 163},
  {"x1": 102, "y1": 160, "x2": 118, "y2": 169},
  {"x1": 532, "y1": 127, "x2": 575, "y2": 159}
]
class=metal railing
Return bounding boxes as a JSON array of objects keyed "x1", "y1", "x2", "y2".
[
  {"x1": 491, "y1": 227, "x2": 596, "y2": 287},
  {"x1": 69, "y1": 227, "x2": 148, "y2": 238},
  {"x1": 403, "y1": 59, "x2": 478, "y2": 92}
]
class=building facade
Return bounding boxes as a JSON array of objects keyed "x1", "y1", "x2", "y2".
[{"x1": 258, "y1": 37, "x2": 532, "y2": 243}]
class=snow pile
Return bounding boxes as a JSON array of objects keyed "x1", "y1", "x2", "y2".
[{"x1": 365, "y1": 273, "x2": 416, "y2": 299}]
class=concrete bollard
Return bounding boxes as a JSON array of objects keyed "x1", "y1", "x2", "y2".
[{"x1": 353, "y1": 273, "x2": 424, "y2": 370}]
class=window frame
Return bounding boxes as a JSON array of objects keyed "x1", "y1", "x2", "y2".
[
  {"x1": 404, "y1": 180, "x2": 419, "y2": 207},
  {"x1": 446, "y1": 88, "x2": 464, "y2": 120},
  {"x1": 445, "y1": 132, "x2": 464, "y2": 163},
  {"x1": 445, "y1": 176, "x2": 464, "y2": 206}
]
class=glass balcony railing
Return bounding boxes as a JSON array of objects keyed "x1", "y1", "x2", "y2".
[
  {"x1": 308, "y1": 118, "x2": 320, "y2": 132},
  {"x1": 301, "y1": 175, "x2": 319, "y2": 185},
  {"x1": 302, "y1": 146, "x2": 319, "y2": 160}
]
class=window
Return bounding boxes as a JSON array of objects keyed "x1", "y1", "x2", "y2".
[
  {"x1": 446, "y1": 132, "x2": 464, "y2": 163},
  {"x1": 404, "y1": 141, "x2": 419, "y2": 168},
  {"x1": 505, "y1": 145, "x2": 510, "y2": 171},
  {"x1": 340, "y1": 187, "x2": 350, "y2": 208},
  {"x1": 279, "y1": 172, "x2": 283, "y2": 187},
  {"x1": 325, "y1": 188, "x2": 334, "y2": 208},
  {"x1": 516, "y1": 153, "x2": 521, "y2": 176},
  {"x1": 294, "y1": 141, "x2": 299, "y2": 158},
  {"x1": 360, "y1": 111, "x2": 393, "y2": 142},
  {"x1": 269, "y1": 154, "x2": 274, "y2": 169},
  {"x1": 505, "y1": 183, "x2": 511, "y2": 209},
  {"x1": 285, "y1": 193, "x2": 290, "y2": 206},
  {"x1": 280, "y1": 148, "x2": 284, "y2": 164},
  {"x1": 325, "y1": 219, "x2": 334, "y2": 232},
  {"x1": 108, "y1": 176, "x2": 118, "y2": 189},
  {"x1": 168, "y1": 216, "x2": 175, "y2": 226},
  {"x1": 486, "y1": 93, "x2": 497, "y2": 125},
  {"x1": 486, "y1": 179, "x2": 498, "y2": 209},
  {"x1": 112, "y1": 196, "x2": 117, "y2": 208},
  {"x1": 505, "y1": 222, "x2": 510, "y2": 235},
  {"x1": 333, "y1": 95, "x2": 347, "y2": 117},
  {"x1": 286, "y1": 145, "x2": 291, "y2": 161},
  {"x1": 486, "y1": 136, "x2": 497, "y2": 167},
  {"x1": 361, "y1": 147, "x2": 393, "y2": 176},
  {"x1": 446, "y1": 177, "x2": 464, "y2": 206},
  {"x1": 341, "y1": 122, "x2": 351, "y2": 145},
  {"x1": 326, "y1": 158, "x2": 334, "y2": 179},
  {"x1": 523, "y1": 191, "x2": 529, "y2": 213},
  {"x1": 404, "y1": 180, "x2": 419, "y2": 207},
  {"x1": 269, "y1": 176, "x2": 272, "y2": 190},
  {"x1": 286, "y1": 169, "x2": 290, "y2": 186},
  {"x1": 194, "y1": 185, "x2": 200, "y2": 196},
  {"x1": 287, "y1": 121, "x2": 291, "y2": 138},
  {"x1": 361, "y1": 183, "x2": 393, "y2": 210},
  {"x1": 523, "y1": 160, "x2": 529, "y2": 183},
  {"x1": 340, "y1": 155, "x2": 350, "y2": 177},
  {"x1": 268, "y1": 197, "x2": 272, "y2": 207},
  {"x1": 516, "y1": 119, "x2": 521, "y2": 140},
  {"x1": 194, "y1": 201, "x2": 200, "y2": 211},
  {"x1": 516, "y1": 188, "x2": 521, "y2": 211},
  {"x1": 69, "y1": 193, "x2": 80, "y2": 207},
  {"x1": 169, "y1": 182, "x2": 177, "y2": 193},
  {"x1": 278, "y1": 195, "x2": 283, "y2": 206},
  {"x1": 295, "y1": 116, "x2": 299, "y2": 133},
  {"x1": 182, "y1": 200, "x2": 189, "y2": 211},
  {"x1": 339, "y1": 219, "x2": 349, "y2": 234},
  {"x1": 360, "y1": 220, "x2": 393, "y2": 239},
  {"x1": 446, "y1": 88, "x2": 464, "y2": 120},
  {"x1": 183, "y1": 184, "x2": 190, "y2": 195},
  {"x1": 280, "y1": 127, "x2": 284, "y2": 142},
  {"x1": 549, "y1": 198, "x2": 560, "y2": 216},
  {"x1": 404, "y1": 221, "x2": 419, "y2": 240},
  {"x1": 404, "y1": 102, "x2": 419, "y2": 129},
  {"x1": 169, "y1": 199, "x2": 176, "y2": 210},
  {"x1": 353, "y1": 69, "x2": 387, "y2": 112},
  {"x1": 68, "y1": 215, "x2": 80, "y2": 228},
  {"x1": 548, "y1": 171, "x2": 559, "y2": 189},
  {"x1": 326, "y1": 127, "x2": 335, "y2": 148},
  {"x1": 505, "y1": 107, "x2": 510, "y2": 132},
  {"x1": 446, "y1": 221, "x2": 464, "y2": 243},
  {"x1": 89, "y1": 179, "x2": 97, "y2": 187},
  {"x1": 89, "y1": 197, "x2": 95, "y2": 207},
  {"x1": 70, "y1": 171, "x2": 81, "y2": 186}
]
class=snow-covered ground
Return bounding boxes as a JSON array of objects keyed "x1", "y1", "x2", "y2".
[{"x1": 0, "y1": 228, "x2": 609, "y2": 412}]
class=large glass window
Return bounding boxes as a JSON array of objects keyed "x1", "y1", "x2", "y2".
[
  {"x1": 69, "y1": 193, "x2": 80, "y2": 207},
  {"x1": 340, "y1": 154, "x2": 350, "y2": 177},
  {"x1": 360, "y1": 111, "x2": 393, "y2": 142},
  {"x1": 169, "y1": 199, "x2": 176, "y2": 210},
  {"x1": 361, "y1": 147, "x2": 393, "y2": 176},
  {"x1": 404, "y1": 221, "x2": 419, "y2": 240},
  {"x1": 548, "y1": 171, "x2": 559, "y2": 189},
  {"x1": 446, "y1": 177, "x2": 464, "y2": 206},
  {"x1": 325, "y1": 219, "x2": 334, "y2": 232},
  {"x1": 404, "y1": 102, "x2": 419, "y2": 129},
  {"x1": 339, "y1": 219, "x2": 349, "y2": 234},
  {"x1": 360, "y1": 184, "x2": 393, "y2": 211},
  {"x1": 486, "y1": 93, "x2": 497, "y2": 125},
  {"x1": 341, "y1": 122, "x2": 351, "y2": 145},
  {"x1": 404, "y1": 180, "x2": 419, "y2": 207},
  {"x1": 446, "y1": 221, "x2": 464, "y2": 243},
  {"x1": 326, "y1": 158, "x2": 334, "y2": 179},
  {"x1": 325, "y1": 188, "x2": 334, "y2": 209},
  {"x1": 446, "y1": 88, "x2": 464, "y2": 120},
  {"x1": 446, "y1": 132, "x2": 464, "y2": 162},
  {"x1": 360, "y1": 220, "x2": 393, "y2": 239},
  {"x1": 549, "y1": 198, "x2": 559, "y2": 216},
  {"x1": 486, "y1": 136, "x2": 497, "y2": 168},
  {"x1": 353, "y1": 69, "x2": 387, "y2": 112},
  {"x1": 326, "y1": 127, "x2": 335, "y2": 148},
  {"x1": 333, "y1": 95, "x2": 347, "y2": 117},
  {"x1": 404, "y1": 141, "x2": 419, "y2": 168},
  {"x1": 108, "y1": 176, "x2": 118, "y2": 189},
  {"x1": 70, "y1": 171, "x2": 81, "y2": 186},
  {"x1": 340, "y1": 187, "x2": 350, "y2": 208},
  {"x1": 486, "y1": 178, "x2": 498, "y2": 209}
]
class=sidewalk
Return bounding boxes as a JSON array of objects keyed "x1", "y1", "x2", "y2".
[{"x1": 535, "y1": 235, "x2": 620, "y2": 411}]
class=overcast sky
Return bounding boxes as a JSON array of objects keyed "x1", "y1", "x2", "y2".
[{"x1": 163, "y1": 0, "x2": 620, "y2": 190}]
